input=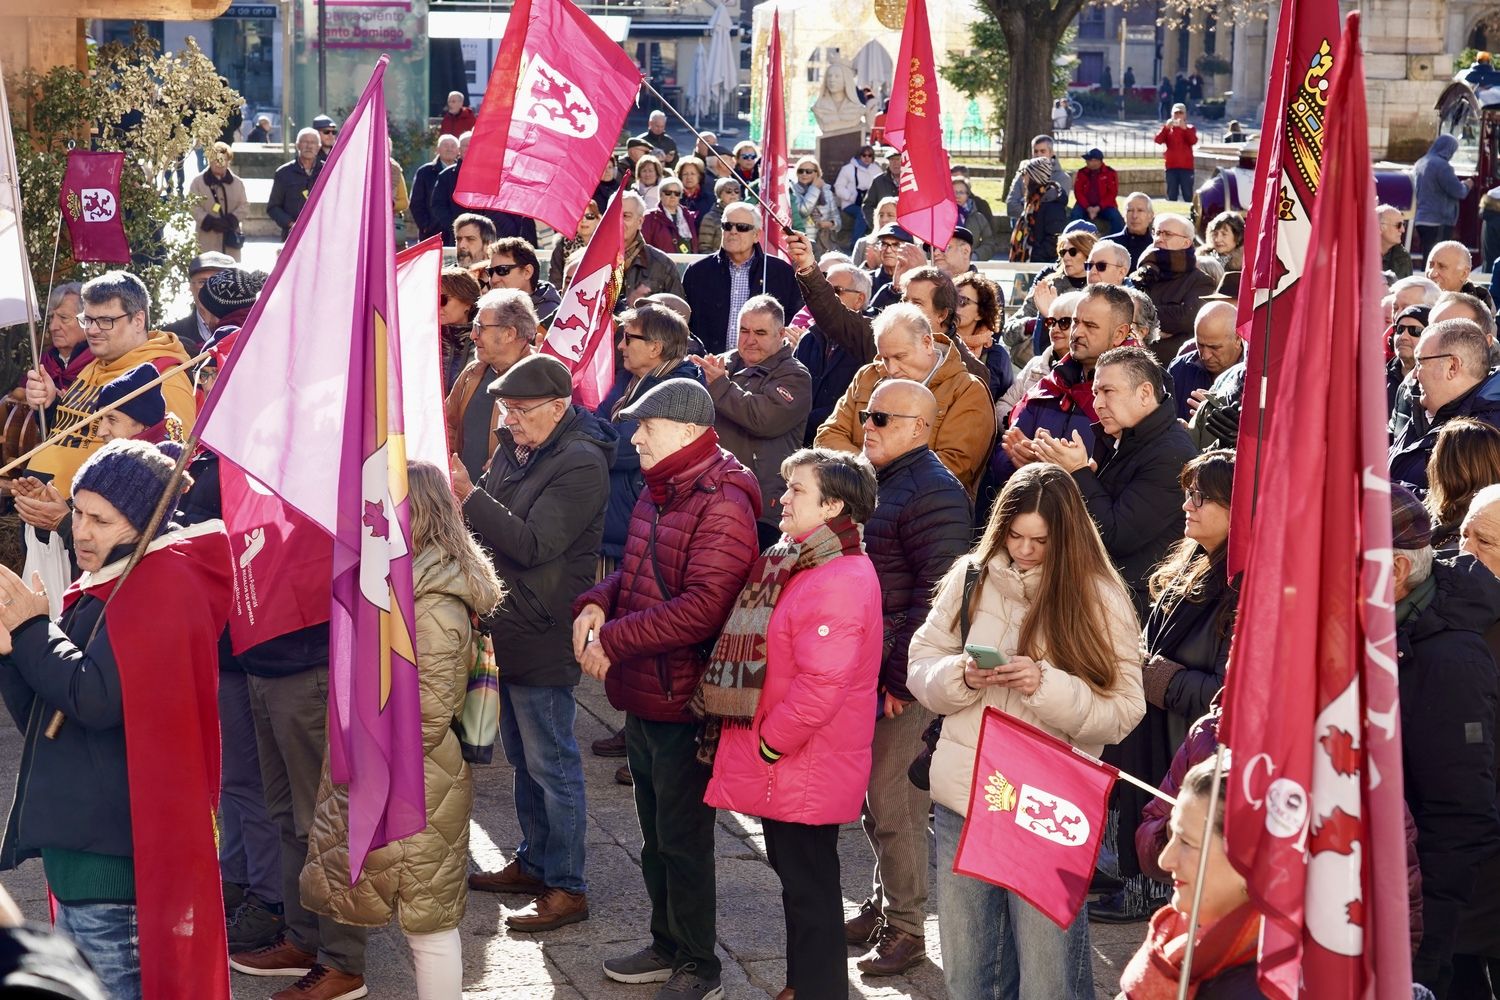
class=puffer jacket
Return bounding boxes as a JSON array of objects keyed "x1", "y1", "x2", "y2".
[
  {"x1": 1414, "y1": 134, "x2": 1469, "y2": 227},
  {"x1": 464, "y1": 405, "x2": 616, "y2": 686},
  {"x1": 1135, "y1": 694, "x2": 1428, "y2": 959},
  {"x1": 1131, "y1": 249, "x2": 1217, "y2": 338},
  {"x1": 703, "y1": 553, "x2": 883, "y2": 824},
  {"x1": 575, "y1": 443, "x2": 761, "y2": 722},
  {"x1": 866, "y1": 446, "x2": 972, "y2": 701},
  {"x1": 599, "y1": 359, "x2": 705, "y2": 559},
  {"x1": 300, "y1": 547, "x2": 479, "y2": 934},
  {"x1": 708, "y1": 344, "x2": 813, "y2": 527},
  {"x1": 990, "y1": 354, "x2": 1100, "y2": 487},
  {"x1": 907, "y1": 551, "x2": 1145, "y2": 818},
  {"x1": 815, "y1": 334, "x2": 995, "y2": 494},
  {"x1": 1389, "y1": 375, "x2": 1500, "y2": 496},
  {"x1": 1399, "y1": 556, "x2": 1500, "y2": 990}
]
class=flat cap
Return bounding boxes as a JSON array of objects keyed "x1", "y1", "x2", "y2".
[
  {"x1": 188, "y1": 251, "x2": 236, "y2": 276},
  {"x1": 487, "y1": 353, "x2": 572, "y2": 399},
  {"x1": 618, "y1": 379, "x2": 716, "y2": 426},
  {"x1": 1391, "y1": 484, "x2": 1433, "y2": 550}
]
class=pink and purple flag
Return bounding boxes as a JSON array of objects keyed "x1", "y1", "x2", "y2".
[
  {"x1": 541, "y1": 188, "x2": 625, "y2": 410},
  {"x1": 196, "y1": 55, "x2": 426, "y2": 879}
]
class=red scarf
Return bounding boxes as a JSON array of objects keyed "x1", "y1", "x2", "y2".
[
  {"x1": 1117, "y1": 902, "x2": 1261, "y2": 999},
  {"x1": 63, "y1": 526, "x2": 234, "y2": 1000},
  {"x1": 42, "y1": 344, "x2": 94, "y2": 393},
  {"x1": 641, "y1": 426, "x2": 721, "y2": 505},
  {"x1": 1027, "y1": 354, "x2": 1100, "y2": 420}
]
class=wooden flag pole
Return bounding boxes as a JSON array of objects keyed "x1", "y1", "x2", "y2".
[{"x1": 1176, "y1": 745, "x2": 1228, "y2": 1000}]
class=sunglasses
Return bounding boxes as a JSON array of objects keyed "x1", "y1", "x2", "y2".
[
  {"x1": 796, "y1": 168, "x2": 816, "y2": 175},
  {"x1": 723, "y1": 221, "x2": 757, "y2": 233},
  {"x1": 661, "y1": 189, "x2": 683, "y2": 197},
  {"x1": 858, "y1": 410, "x2": 919, "y2": 428},
  {"x1": 620, "y1": 332, "x2": 651, "y2": 344},
  {"x1": 1061, "y1": 246, "x2": 1084, "y2": 258},
  {"x1": 738, "y1": 152, "x2": 758, "y2": 160},
  {"x1": 440, "y1": 294, "x2": 450, "y2": 307},
  {"x1": 583, "y1": 212, "x2": 601, "y2": 221},
  {"x1": 1043, "y1": 316, "x2": 1075, "y2": 330},
  {"x1": 486, "y1": 263, "x2": 521, "y2": 278},
  {"x1": 860, "y1": 152, "x2": 875, "y2": 159},
  {"x1": 320, "y1": 128, "x2": 337, "y2": 135},
  {"x1": 1395, "y1": 323, "x2": 1425, "y2": 334},
  {"x1": 1086, "y1": 261, "x2": 1117, "y2": 273}
]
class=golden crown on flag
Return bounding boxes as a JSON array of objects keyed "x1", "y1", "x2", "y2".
[
  {"x1": 1285, "y1": 37, "x2": 1334, "y2": 194},
  {"x1": 985, "y1": 771, "x2": 1018, "y2": 813}
]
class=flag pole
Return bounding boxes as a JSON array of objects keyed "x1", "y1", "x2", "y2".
[
  {"x1": 5, "y1": 350, "x2": 211, "y2": 480},
  {"x1": 44, "y1": 429, "x2": 201, "y2": 739},
  {"x1": 640, "y1": 80, "x2": 795, "y2": 236},
  {"x1": 1175, "y1": 745, "x2": 1228, "y2": 1000}
]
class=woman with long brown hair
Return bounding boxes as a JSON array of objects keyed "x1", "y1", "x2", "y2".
[
  {"x1": 908, "y1": 462, "x2": 1144, "y2": 999},
  {"x1": 1427, "y1": 417, "x2": 1500, "y2": 549},
  {"x1": 438, "y1": 266, "x2": 482, "y2": 393},
  {"x1": 1094, "y1": 449, "x2": 1239, "y2": 925}
]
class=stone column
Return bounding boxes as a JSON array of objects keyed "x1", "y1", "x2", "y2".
[
  {"x1": 1186, "y1": 10, "x2": 1208, "y2": 81},
  {"x1": 1162, "y1": 23, "x2": 1182, "y2": 79}
]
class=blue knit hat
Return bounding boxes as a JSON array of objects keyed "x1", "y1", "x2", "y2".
[
  {"x1": 96, "y1": 364, "x2": 166, "y2": 431},
  {"x1": 73, "y1": 440, "x2": 182, "y2": 536}
]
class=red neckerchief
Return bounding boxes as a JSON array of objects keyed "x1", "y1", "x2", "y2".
[
  {"x1": 1118, "y1": 902, "x2": 1261, "y2": 999},
  {"x1": 642, "y1": 427, "x2": 721, "y2": 505}
]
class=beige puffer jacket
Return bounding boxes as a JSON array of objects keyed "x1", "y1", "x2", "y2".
[
  {"x1": 906, "y1": 551, "x2": 1145, "y2": 817},
  {"x1": 301, "y1": 546, "x2": 480, "y2": 934}
]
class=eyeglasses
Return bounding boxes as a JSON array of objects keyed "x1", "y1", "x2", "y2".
[
  {"x1": 1061, "y1": 246, "x2": 1084, "y2": 258},
  {"x1": 320, "y1": 128, "x2": 337, "y2": 135},
  {"x1": 485, "y1": 263, "x2": 521, "y2": 278},
  {"x1": 877, "y1": 241, "x2": 904, "y2": 250},
  {"x1": 1395, "y1": 323, "x2": 1425, "y2": 335},
  {"x1": 79, "y1": 313, "x2": 131, "y2": 331},
  {"x1": 957, "y1": 295, "x2": 978, "y2": 308},
  {"x1": 1043, "y1": 316, "x2": 1075, "y2": 330},
  {"x1": 498, "y1": 399, "x2": 555, "y2": 418},
  {"x1": 1184, "y1": 488, "x2": 1223, "y2": 509},
  {"x1": 471, "y1": 320, "x2": 511, "y2": 334},
  {"x1": 661, "y1": 189, "x2": 683, "y2": 197},
  {"x1": 1086, "y1": 261, "x2": 1119, "y2": 273},
  {"x1": 1415, "y1": 352, "x2": 1455, "y2": 366},
  {"x1": 722, "y1": 221, "x2": 757, "y2": 233},
  {"x1": 831, "y1": 285, "x2": 861, "y2": 299},
  {"x1": 1154, "y1": 229, "x2": 1192, "y2": 242},
  {"x1": 858, "y1": 410, "x2": 920, "y2": 428},
  {"x1": 440, "y1": 294, "x2": 450, "y2": 307},
  {"x1": 620, "y1": 332, "x2": 651, "y2": 344}
]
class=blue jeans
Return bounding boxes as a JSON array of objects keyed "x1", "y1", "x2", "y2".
[
  {"x1": 218, "y1": 670, "x2": 281, "y2": 902},
  {"x1": 933, "y1": 803, "x2": 1093, "y2": 999},
  {"x1": 498, "y1": 683, "x2": 588, "y2": 893},
  {"x1": 1164, "y1": 168, "x2": 1195, "y2": 202},
  {"x1": 1071, "y1": 205, "x2": 1124, "y2": 234},
  {"x1": 56, "y1": 901, "x2": 140, "y2": 1000}
]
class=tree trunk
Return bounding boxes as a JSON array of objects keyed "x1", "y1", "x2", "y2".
[{"x1": 987, "y1": 0, "x2": 1087, "y2": 191}]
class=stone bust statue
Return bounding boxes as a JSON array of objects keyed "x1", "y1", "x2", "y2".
[{"x1": 812, "y1": 59, "x2": 868, "y2": 137}]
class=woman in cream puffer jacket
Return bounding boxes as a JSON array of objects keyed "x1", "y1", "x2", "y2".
[{"x1": 907, "y1": 463, "x2": 1144, "y2": 1000}]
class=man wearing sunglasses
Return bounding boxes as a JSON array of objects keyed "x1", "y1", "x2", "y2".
[
  {"x1": 444, "y1": 289, "x2": 539, "y2": 481},
  {"x1": 484, "y1": 237, "x2": 561, "y2": 329},
  {"x1": 682, "y1": 203, "x2": 802, "y2": 355},
  {"x1": 311, "y1": 114, "x2": 338, "y2": 160},
  {"x1": 1378, "y1": 204, "x2": 1413, "y2": 280},
  {"x1": 1086, "y1": 241, "x2": 1131, "y2": 287}
]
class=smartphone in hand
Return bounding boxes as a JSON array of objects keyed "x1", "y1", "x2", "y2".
[{"x1": 964, "y1": 643, "x2": 1009, "y2": 669}]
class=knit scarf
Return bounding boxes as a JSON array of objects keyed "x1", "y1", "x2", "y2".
[
  {"x1": 692, "y1": 514, "x2": 864, "y2": 725},
  {"x1": 1118, "y1": 902, "x2": 1261, "y2": 999},
  {"x1": 641, "y1": 426, "x2": 721, "y2": 505},
  {"x1": 1131, "y1": 247, "x2": 1197, "y2": 286},
  {"x1": 1009, "y1": 157, "x2": 1054, "y2": 263}
]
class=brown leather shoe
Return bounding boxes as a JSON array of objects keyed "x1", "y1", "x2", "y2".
[
  {"x1": 775, "y1": 989, "x2": 794, "y2": 1000},
  {"x1": 855, "y1": 925, "x2": 926, "y2": 977},
  {"x1": 504, "y1": 887, "x2": 590, "y2": 933},
  {"x1": 592, "y1": 729, "x2": 628, "y2": 757},
  {"x1": 844, "y1": 899, "x2": 883, "y2": 946},
  {"x1": 468, "y1": 858, "x2": 546, "y2": 895},
  {"x1": 229, "y1": 936, "x2": 316, "y2": 977},
  {"x1": 615, "y1": 763, "x2": 633, "y2": 786},
  {"x1": 271, "y1": 964, "x2": 368, "y2": 1000}
]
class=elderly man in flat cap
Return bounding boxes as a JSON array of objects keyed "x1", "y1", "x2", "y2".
[{"x1": 450, "y1": 354, "x2": 616, "y2": 935}]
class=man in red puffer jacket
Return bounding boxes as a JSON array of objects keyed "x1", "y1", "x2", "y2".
[{"x1": 573, "y1": 379, "x2": 759, "y2": 1000}]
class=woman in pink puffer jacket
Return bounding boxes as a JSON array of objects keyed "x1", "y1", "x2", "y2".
[{"x1": 701, "y1": 448, "x2": 883, "y2": 1000}]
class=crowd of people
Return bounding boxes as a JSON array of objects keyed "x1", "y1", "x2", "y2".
[{"x1": 9, "y1": 97, "x2": 1500, "y2": 1000}]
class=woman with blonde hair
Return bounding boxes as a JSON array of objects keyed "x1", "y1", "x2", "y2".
[
  {"x1": 908, "y1": 463, "x2": 1145, "y2": 998},
  {"x1": 632, "y1": 154, "x2": 667, "y2": 210},
  {"x1": 188, "y1": 141, "x2": 248, "y2": 258},
  {"x1": 301, "y1": 460, "x2": 505, "y2": 1000},
  {"x1": 790, "y1": 156, "x2": 842, "y2": 256},
  {"x1": 1427, "y1": 417, "x2": 1500, "y2": 548}
]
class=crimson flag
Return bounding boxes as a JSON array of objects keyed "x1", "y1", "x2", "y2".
[
  {"x1": 1227, "y1": 0, "x2": 1340, "y2": 574},
  {"x1": 541, "y1": 188, "x2": 625, "y2": 410},
  {"x1": 953, "y1": 708, "x2": 1117, "y2": 928},
  {"x1": 758, "y1": 12, "x2": 790, "y2": 261},
  {"x1": 1220, "y1": 14, "x2": 1410, "y2": 999},
  {"x1": 883, "y1": 0, "x2": 957, "y2": 250},
  {"x1": 455, "y1": 0, "x2": 643, "y2": 238},
  {"x1": 59, "y1": 150, "x2": 129, "y2": 263}
]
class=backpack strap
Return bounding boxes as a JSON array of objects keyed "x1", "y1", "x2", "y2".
[{"x1": 958, "y1": 561, "x2": 981, "y2": 644}]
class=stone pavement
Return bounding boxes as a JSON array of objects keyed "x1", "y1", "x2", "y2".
[{"x1": 0, "y1": 678, "x2": 1147, "y2": 998}]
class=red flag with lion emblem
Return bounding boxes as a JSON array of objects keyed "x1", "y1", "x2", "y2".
[
  {"x1": 953, "y1": 708, "x2": 1118, "y2": 928},
  {"x1": 540, "y1": 188, "x2": 624, "y2": 410},
  {"x1": 59, "y1": 150, "x2": 129, "y2": 263},
  {"x1": 456, "y1": 0, "x2": 643, "y2": 237}
]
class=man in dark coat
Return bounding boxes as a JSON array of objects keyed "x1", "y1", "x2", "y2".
[
  {"x1": 409, "y1": 134, "x2": 460, "y2": 241},
  {"x1": 265, "y1": 129, "x2": 323, "y2": 241},
  {"x1": 846, "y1": 379, "x2": 971, "y2": 977},
  {"x1": 161, "y1": 252, "x2": 236, "y2": 353},
  {"x1": 1034, "y1": 344, "x2": 1198, "y2": 613},
  {"x1": 683, "y1": 203, "x2": 803, "y2": 354},
  {"x1": 1390, "y1": 319, "x2": 1500, "y2": 496},
  {"x1": 1129, "y1": 213, "x2": 1216, "y2": 356},
  {"x1": 455, "y1": 355, "x2": 615, "y2": 934},
  {"x1": 792, "y1": 261, "x2": 871, "y2": 444},
  {"x1": 573, "y1": 380, "x2": 759, "y2": 1000},
  {"x1": 1389, "y1": 487, "x2": 1500, "y2": 998}
]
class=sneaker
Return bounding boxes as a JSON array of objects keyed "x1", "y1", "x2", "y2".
[
  {"x1": 592, "y1": 730, "x2": 628, "y2": 757},
  {"x1": 653, "y1": 962, "x2": 723, "y2": 1000},
  {"x1": 229, "y1": 937, "x2": 315, "y2": 977},
  {"x1": 270, "y1": 964, "x2": 368, "y2": 1000},
  {"x1": 505, "y1": 888, "x2": 589, "y2": 933},
  {"x1": 844, "y1": 899, "x2": 883, "y2": 946},
  {"x1": 602, "y1": 945, "x2": 674, "y2": 984},
  {"x1": 227, "y1": 894, "x2": 285, "y2": 951},
  {"x1": 223, "y1": 880, "x2": 248, "y2": 916},
  {"x1": 468, "y1": 858, "x2": 546, "y2": 895},
  {"x1": 855, "y1": 924, "x2": 926, "y2": 977}
]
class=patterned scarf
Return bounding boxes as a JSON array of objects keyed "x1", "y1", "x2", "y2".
[
  {"x1": 1131, "y1": 247, "x2": 1198, "y2": 286},
  {"x1": 693, "y1": 514, "x2": 864, "y2": 725},
  {"x1": 1117, "y1": 902, "x2": 1260, "y2": 999},
  {"x1": 1008, "y1": 158, "x2": 1053, "y2": 262}
]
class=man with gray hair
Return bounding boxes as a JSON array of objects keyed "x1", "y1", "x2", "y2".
[
  {"x1": 266, "y1": 128, "x2": 323, "y2": 240},
  {"x1": 694, "y1": 295, "x2": 812, "y2": 547},
  {"x1": 411, "y1": 133, "x2": 461, "y2": 240},
  {"x1": 440, "y1": 90, "x2": 476, "y2": 137},
  {"x1": 632, "y1": 109, "x2": 679, "y2": 167},
  {"x1": 1088, "y1": 240, "x2": 1132, "y2": 286},
  {"x1": 620, "y1": 191, "x2": 686, "y2": 309},
  {"x1": 683, "y1": 202, "x2": 802, "y2": 354},
  {"x1": 445, "y1": 288, "x2": 539, "y2": 481},
  {"x1": 1392, "y1": 274, "x2": 1443, "y2": 312},
  {"x1": 1133, "y1": 211, "x2": 1215, "y2": 359},
  {"x1": 1461, "y1": 483, "x2": 1500, "y2": 575},
  {"x1": 1426, "y1": 239, "x2": 1496, "y2": 311},
  {"x1": 1106, "y1": 191, "x2": 1156, "y2": 266},
  {"x1": 788, "y1": 243, "x2": 873, "y2": 443},
  {"x1": 1390, "y1": 318, "x2": 1500, "y2": 494},
  {"x1": 1387, "y1": 483, "x2": 1500, "y2": 996}
]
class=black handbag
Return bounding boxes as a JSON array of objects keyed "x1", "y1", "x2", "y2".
[{"x1": 907, "y1": 562, "x2": 981, "y2": 790}]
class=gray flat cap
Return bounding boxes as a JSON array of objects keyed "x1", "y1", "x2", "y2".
[
  {"x1": 618, "y1": 379, "x2": 715, "y2": 426},
  {"x1": 487, "y1": 353, "x2": 572, "y2": 399}
]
